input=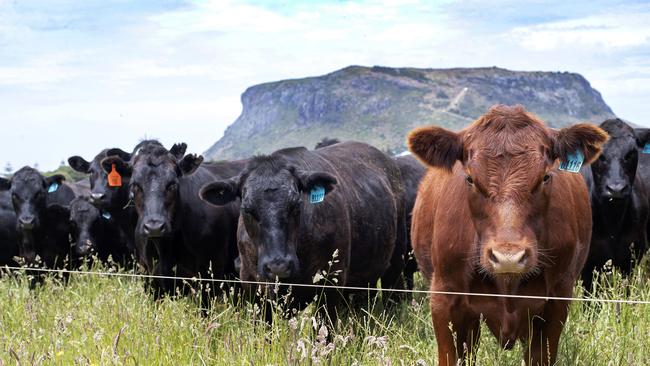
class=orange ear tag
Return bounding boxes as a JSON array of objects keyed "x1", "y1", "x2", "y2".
[{"x1": 108, "y1": 164, "x2": 122, "y2": 187}]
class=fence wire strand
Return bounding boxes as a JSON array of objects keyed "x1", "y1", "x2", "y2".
[{"x1": 3, "y1": 265, "x2": 650, "y2": 305}]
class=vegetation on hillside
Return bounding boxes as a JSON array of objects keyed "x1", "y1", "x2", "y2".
[{"x1": 43, "y1": 165, "x2": 88, "y2": 182}]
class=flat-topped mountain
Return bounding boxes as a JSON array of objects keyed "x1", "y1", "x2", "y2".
[{"x1": 205, "y1": 66, "x2": 615, "y2": 159}]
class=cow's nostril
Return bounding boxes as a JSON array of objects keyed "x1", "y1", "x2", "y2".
[
  {"x1": 517, "y1": 251, "x2": 528, "y2": 264},
  {"x1": 606, "y1": 183, "x2": 628, "y2": 196},
  {"x1": 488, "y1": 249, "x2": 498, "y2": 264},
  {"x1": 143, "y1": 221, "x2": 165, "y2": 237},
  {"x1": 90, "y1": 193, "x2": 106, "y2": 202},
  {"x1": 263, "y1": 258, "x2": 292, "y2": 279}
]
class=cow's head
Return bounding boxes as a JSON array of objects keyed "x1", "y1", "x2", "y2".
[
  {"x1": 590, "y1": 119, "x2": 650, "y2": 202},
  {"x1": 64, "y1": 197, "x2": 105, "y2": 258},
  {"x1": 0, "y1": 167, "x2": 66, "y2": 262},
  {"x1": 69, "y1": 148, "x2": 132, "y2": 208},
  {"x1": 408, "y1": 105, "x2": 608, "y2": 278},
  {"x1": 101, "y1": 143, "x2": 196, "y2": 274},
  {"x1": 200, "y1": 154, "x2": 337, "y2": 281}
]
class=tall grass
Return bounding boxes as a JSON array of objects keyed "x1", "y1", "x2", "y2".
[{"x1": 0, "y1": 261, "x2": 648, "y2": 365}]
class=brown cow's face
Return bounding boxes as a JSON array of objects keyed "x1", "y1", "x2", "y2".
[
  {"x1": 408, "y1": 105, "x2": 608, "y2": 278},
  {"x1": 464, "y1": 149, "x2": 552, "y2": 276}
]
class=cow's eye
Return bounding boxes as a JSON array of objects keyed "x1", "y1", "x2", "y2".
[
  {"x1": 598, "y1": 154, "x2": 606, "y2": 162},
  {"x1": 465, "y1": 175, "x2": 474, "y2": 186},
  {"x1": 543, "y1": 174, "x2": 551, "y2": 183},
  {"x1": 624, "y1": 151, "x2": 636, "y2": 162}
]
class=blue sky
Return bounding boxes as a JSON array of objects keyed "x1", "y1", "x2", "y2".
[{"x1": 1, "y1": 0, "x2": 649, "y2": 171}]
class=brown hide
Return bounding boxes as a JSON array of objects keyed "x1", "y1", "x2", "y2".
[{"x1": 408, "y1": 105, "x2": 607, "y2": 365}]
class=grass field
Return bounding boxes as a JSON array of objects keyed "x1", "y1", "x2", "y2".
[{"x1": 0, "y1": 261, "x2": 649, "y2": 365}]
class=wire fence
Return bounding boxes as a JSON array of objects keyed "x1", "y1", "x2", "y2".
[{"x1": 2, "y1": 265, "x2": 650, "y2": 305}]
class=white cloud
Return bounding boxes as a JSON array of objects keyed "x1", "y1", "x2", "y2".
[
  {"x1": 1, "y1": 0, "x2": 649, "y2": 170},
  {"x1": 510, "y1": 11, "x2": 650, "y2": 51}
]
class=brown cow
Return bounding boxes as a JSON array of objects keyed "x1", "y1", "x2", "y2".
[{"x1": 408, "y1": 105, "x2": 607, "y2": 366}]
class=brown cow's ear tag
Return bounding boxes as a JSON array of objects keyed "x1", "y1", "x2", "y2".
[
  {"x1": 558, "y1": 150, "x2": 584, "y2": 173},
  {"x1": 108, "y1": 164, "x2": 122, "y2": 187}
]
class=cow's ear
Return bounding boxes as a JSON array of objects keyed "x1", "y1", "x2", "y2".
[
  {"x1": 45, "y1": 174, "x2": 66, "y2": 189},
  {"x1": 407, "y1": 126, "x2": 462, "y2": 170},
  {"x1": 635, "y1": 128, "x2": 650, "y2": 149},
  {"x1": 200, "y1": 179, "x2": 239, "y2": 206},
  {"x1": 100, "y1": 156, "x2": 132, "y2": 177},
  {"x1": 68, "y1": 156, "x2": 90, "y2": 173},
  {"x1": 553, "y1": 124, "x2": 609, "y2": 165},
  {"x1": 294, "y1": 169, "x2": 337, "y2": 195},
  {"x1": 179, "y1": 154, "x2": 203, "y2": 176},
  {"x1": 107, "y1": 148, "x2": 132, "y2": 162},
  {"x1": 170, "y1": 143, "x2": 188, "y2": 160},
  {"x1": 0, "y1": 177, "x2": 10, "y2": 191}
]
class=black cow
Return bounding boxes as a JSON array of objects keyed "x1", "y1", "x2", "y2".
[
  {"x1": 0, "y1": 167, "x2": 75, "y2": 269},
  {"x1": 67, "y1": 140, "x2": 182, "y2": 263},
  {"x1": 100, "y1": 143, "x2": 245, "y2": 297},
  {"x1": 200, "y1": 141, "x2": 407, "y2": 321},
  {"x1": 315, "y1": 139, "x2": 425, "y2": 289},
  {"x1": 395, "y1": 154, "x2": 425, "y2": 289},
  {"x1": 582, "y1": 119, "x2": 650, "y2": 291},
  {"x1": 51, "y1": 196, "x2": 131, "y2": 265},
  {"x1": 0, "y1": 182, "x2": 18, "y2": 266}
]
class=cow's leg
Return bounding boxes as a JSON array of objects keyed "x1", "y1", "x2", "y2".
[
  {"x1": 455, "y1": 316, "x2": 481, "y2": 365},
  {"x1": 381, "y1": 211, "x2": 407, "y2": 304},
  {"x1": 524, "y1": 298, "x2": 570, "y2": 366},
  {"x1": 431, "y1": 277, "x2": 478, "y2": 366}
]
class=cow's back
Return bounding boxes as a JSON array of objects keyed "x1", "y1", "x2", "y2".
[{"x1": 279, "y1": 141, "x2": 405, "y2": 287}]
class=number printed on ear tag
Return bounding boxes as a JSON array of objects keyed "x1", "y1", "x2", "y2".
[
  {"x1": 310, "y1": 185, "x2": 325, "y2": 204},
  {"x1": 559, "y1": 150, "x2": 584, "y2": 173},
  {"x1": 643, "y1": 142, "x2": 650, "y2": 154},
  {"x1": 48, "y1": 182, "x2": 59, "y2": 193}
]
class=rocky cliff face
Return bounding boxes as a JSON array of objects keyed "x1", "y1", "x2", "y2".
[{"x1": 205, "y1": 66, "x2": 615, "y2": 159}]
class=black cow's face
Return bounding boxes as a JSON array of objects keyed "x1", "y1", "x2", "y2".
[
  {"x1": 5, "y1": 167, "x2": 64, "y2": 261},
  {"x1": 69, "y1": 149, "x2": 132, "y2": 209},
  {"x1": 200, "y1": 157, "x2": 336, "y2": 281},
  {"x1": 241, "y1": 168, "x2": 303, "y2": 280},
  {"x1": 130, "y1": 155, "x2": 180, "y2": 241},
  {"x1": 591, "y1": 120, "x2": 645, "y2": 201},
  {"x1": 68, "y1": 198, "x2": 102, "y2": 257},
  {"x1": 101, "y1": 145, "x2": 200, "y2": 275}
]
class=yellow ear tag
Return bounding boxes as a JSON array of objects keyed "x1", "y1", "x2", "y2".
[{"x1": 108, "y1": 164, "x2": 122, "y2": 187}]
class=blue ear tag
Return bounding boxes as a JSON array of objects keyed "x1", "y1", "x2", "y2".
[
  {"x1": 102, "y1": 211, "x2": 112, "y2": 220},
  {"x1": 47, "y1": 182, "x2": 59, "y2": 193},
  {"x1": 643, "y1": 143, "x2": 650, "y2": 154},
  {"x1": 309, "y1": 185, "x2": 325, "y2": 204},
  {"x1": 559, "y1": 150, "x2": 584, "y2": 173}
]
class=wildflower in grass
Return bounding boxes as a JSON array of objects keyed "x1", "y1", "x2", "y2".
[
  {"x1": 365, "y1": 335, "x2": 389, "y2": 351},
  {"x1": 288, "y1": 318, "x2": 298, "y2": 331},
  {"x1": 311, "y1": 325, "x2": 336, "y2": 363},
  {"x1": 296, "y1": 339, "x2": 308, "y2": 360}
]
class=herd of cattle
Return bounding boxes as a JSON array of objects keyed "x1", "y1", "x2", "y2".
[{"x1": 0, "y1": 104, "x2": 649, "y2": 365}]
